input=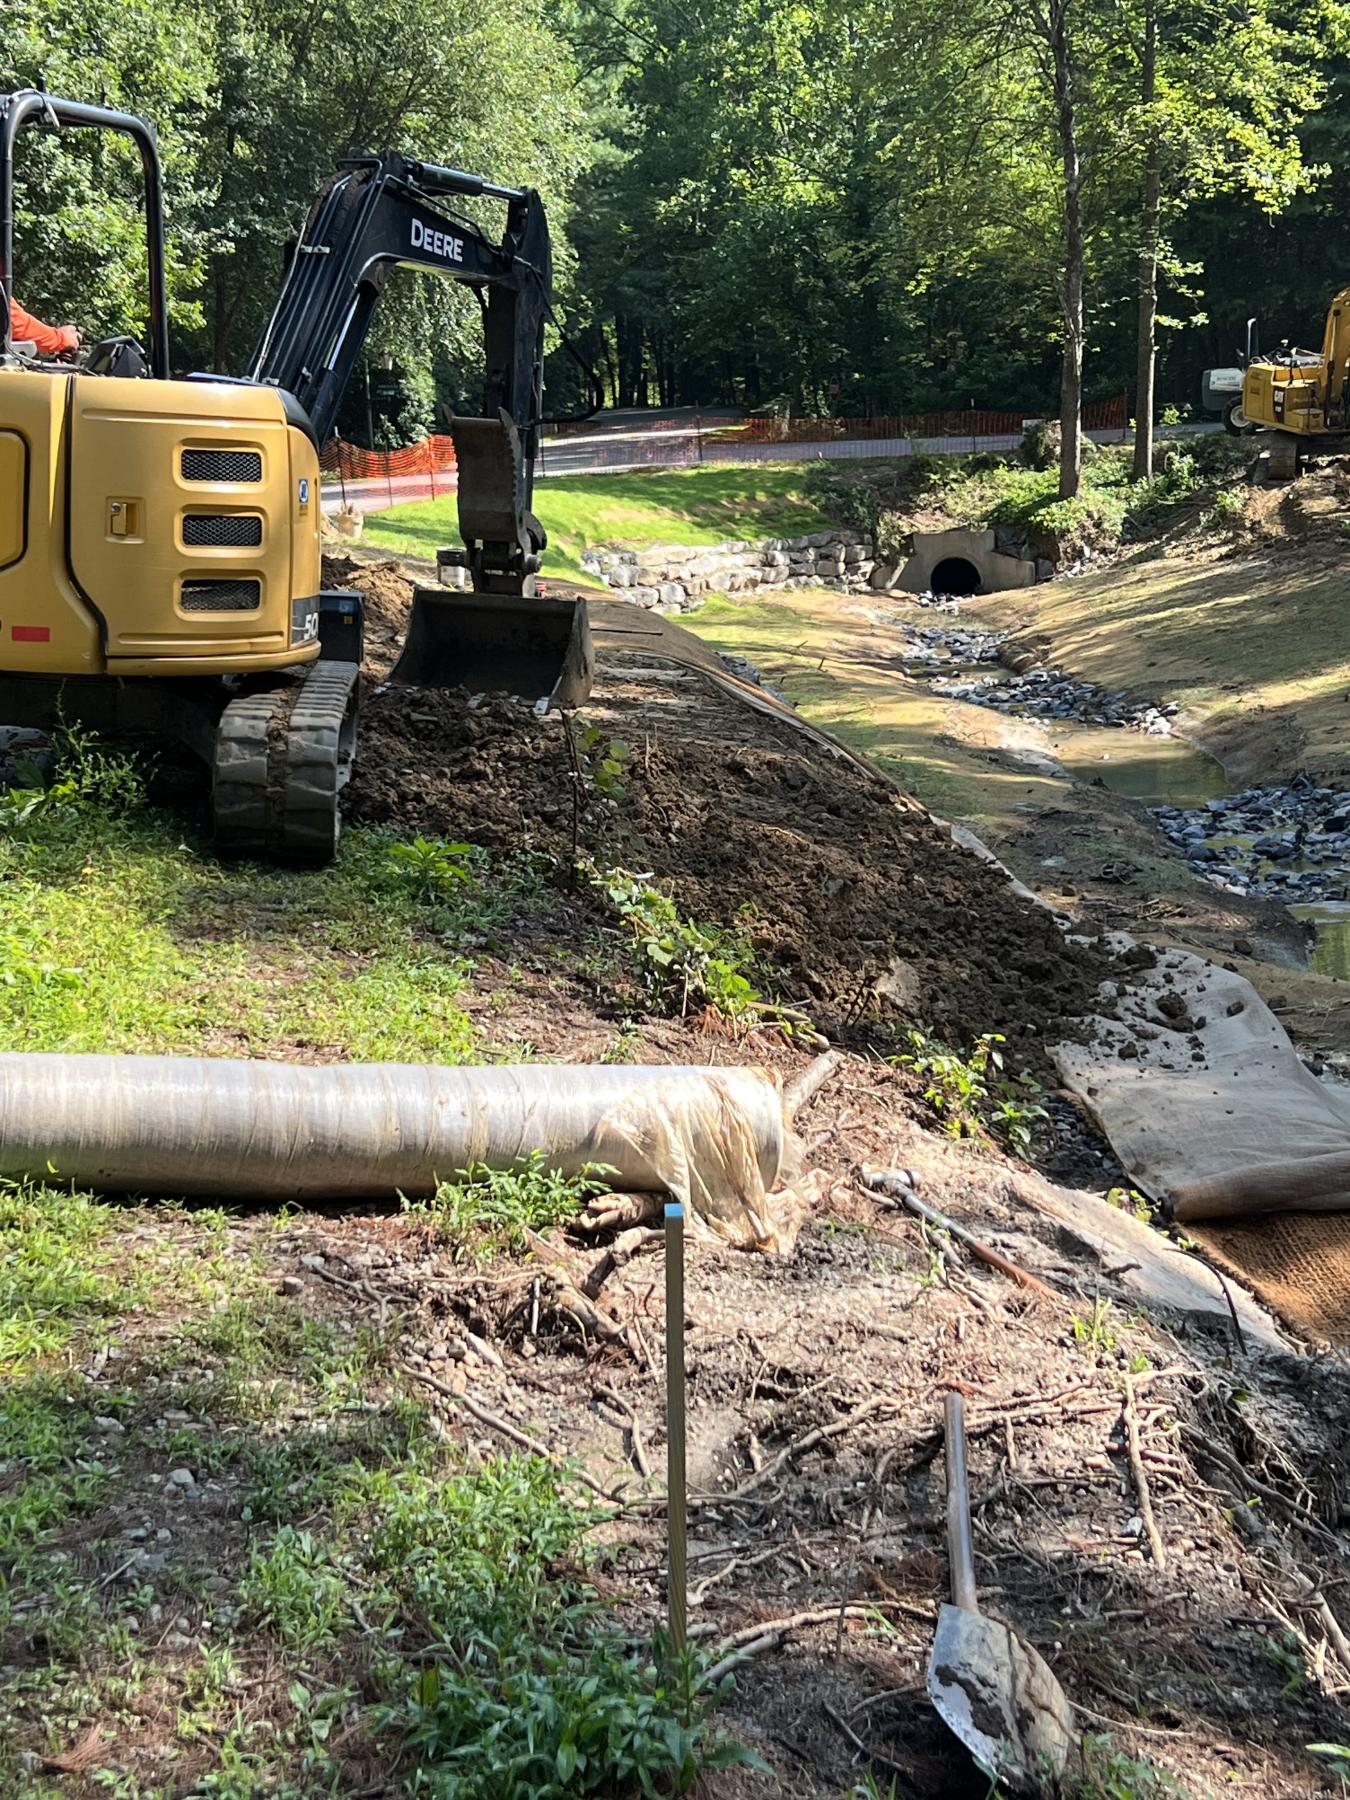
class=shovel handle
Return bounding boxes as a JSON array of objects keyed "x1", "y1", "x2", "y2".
[{"x1": 943, "y1": 1391, "x2": 979, "y2": 1612}]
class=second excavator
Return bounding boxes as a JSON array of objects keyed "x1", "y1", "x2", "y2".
[{"x1": 0, "y1": 88, "x2": 592, "y2": 862}]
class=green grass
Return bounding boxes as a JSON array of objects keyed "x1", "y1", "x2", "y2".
[
  {"x1": 0, "y1": 741, "x2": 736, "y2": 1796},
  {"x1": 0, "y1": 805, "x2": 498, "y2": 1061},
  {"x1": 0, "y1": 1170, "x2": 733, "y2": 1797},
  {"x1": 363, "y1": 463, "x2": 831, "y2": 579},
  {"x1": 405, "y1": 1153, "x2": 613, "y2": 1262}
]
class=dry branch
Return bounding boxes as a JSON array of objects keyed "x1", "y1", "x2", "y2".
[
  {"x1": 1123, "y1": 1373, "x2": 1166, "y2": 1569},
  {"x1": 405, "y1": 1365, "x2": 619, "y2": 1501},
  {"x1": 784, "y1": 1050, "x2": 843, "y2": 1118},
  {"x1": 723, "y1": 1393, "x2": 895, "y2": 1499},
  {"x1": 860, "y1": 1168, "x2": 1057, "y2": 1297}
]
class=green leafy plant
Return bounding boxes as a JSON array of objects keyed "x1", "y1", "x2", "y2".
[
  {"x1": 386, "y1": 834, "x2": 476, "y2": 900},
  {"x1": 591, "y1": 865, "x2": 766, "y2": 1020},
  {"x1": 0, "y1": 723, "x2": 146, "y2": 843},
  {"x1": 1070, "y1": 1294, "x2": 1119, "y2": 1362},
  {"x1": 1308, "y1": 1742, "x2": 1350, "y2": 1789},
  {"x1": 365, "y1": 1457, "x2": 756, "y2": 1799},
  {"x1": 239, "y1": 1526, "x2": 352, "y2": 1653},
  {"x1": 1069, "y1": 1734, "x2": 1186, "y2": 1798},
  {"x1": 562, "y1": 716, "x2": 633, "y2": 873},
  {"x1": 1106, "y1": 1186, "x2": 1153, "y2": 1221},
  {"x1": 405, "y1": 1152, "x2": 613, "y2": 1262},
  {"x1": 1260, "y1": 1631, "x2": 1308, "y2": 1697},
  {"x1": 1205, "y1": 485, "x2": 1247, "y2": 527},
  {"x1": 893, "y1": 1027, "x2": 1048, "y2": 1159},
  {"x1": 0, "y1": 775, "x2": 78, "y2": 839},
  {"x1": 572, "y1": 718, "x2": 632, "y2": 800},
  {"x1": 52, "y1": 722, "x2": 148, "y2": 814},
  {"x1": 0, "y1": 927, "x2": 82, "y2": 995}
]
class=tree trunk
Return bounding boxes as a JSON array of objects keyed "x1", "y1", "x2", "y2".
[
  {"x1": 1050, "y1": 0, "x2": 1084, "y2": 500},
  {"x1": 1132, "y1": 0, "x2": 1160, "y2": 481}
]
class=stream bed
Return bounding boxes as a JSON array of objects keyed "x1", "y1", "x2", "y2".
[{"x1": 897, "y1": 613, "x2": 1349, "y2": 973}]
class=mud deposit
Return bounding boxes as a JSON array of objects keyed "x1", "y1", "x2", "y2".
[{"x1": 336, "y1": 560, "x2": 1117, "y2": 1056}]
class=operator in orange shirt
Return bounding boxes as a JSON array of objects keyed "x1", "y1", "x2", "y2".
[{"x1": 9, "y1": 298, "x2": 81, "y2": 356}]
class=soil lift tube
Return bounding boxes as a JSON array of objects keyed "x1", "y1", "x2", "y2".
[{"x1": 0, "y1": 1056, "x2": 784, "y2": 1203}]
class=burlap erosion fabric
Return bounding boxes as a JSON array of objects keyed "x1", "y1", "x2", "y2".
[
  {"x1": 1187, "y1": 1214, "x2": 1350, "y2": 1346},
  {"x1": 1055, "y1": 942, "x2": 1350, "y2": 1342}
]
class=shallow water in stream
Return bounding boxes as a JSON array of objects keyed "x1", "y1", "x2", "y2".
[{"x1": 1050, "y1": 725, "x2": 1229, "y2": 808}]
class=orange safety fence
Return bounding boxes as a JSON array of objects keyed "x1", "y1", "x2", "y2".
[
  {"x1": 319, "y1": 433, "x2": 457, "y2": 507},
  {"x1": 725, "y1": 394, "x2": 1129, "y2": 445}
]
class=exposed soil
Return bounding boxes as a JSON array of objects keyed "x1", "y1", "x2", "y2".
[
  {"x1": 332, "y1": 558, "x2": 1119, "y2": 1063},
  {"x1": 238, "y1": 1061, "x2": 1350, "y2": 1800},
  {"x1": 8, "y1": 549, "x2": 1350, "y2": 1799}
]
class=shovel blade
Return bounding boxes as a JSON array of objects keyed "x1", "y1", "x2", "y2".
[
  {"x1": 389, "y1": 588, "x2": 594, "y2": 709},
  {"x1": 928, "y1": 1604, "x2": 1074, "y2": 1793}
]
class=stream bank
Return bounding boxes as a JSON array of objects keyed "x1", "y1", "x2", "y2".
[{"x1": 685, "y1": 584, "x2": 1350, "y2": 1066}]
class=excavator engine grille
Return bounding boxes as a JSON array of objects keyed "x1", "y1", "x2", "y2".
[
  {"x1": 181, "y1": 449, "x2": 263, "y2": 483},
  {"x1": 182, "y1": 514, "x2": 263, "y2": 548},
  {"x1": 180, "y1": 579, "x2": 262, "y2": 613}
]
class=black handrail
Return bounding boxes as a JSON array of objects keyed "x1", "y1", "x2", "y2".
[{"x1": 0, "y1": 89, "x2": 170, "y2": 379}]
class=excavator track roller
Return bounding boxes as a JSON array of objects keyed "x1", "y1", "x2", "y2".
[{"x1": 389, "y1": 588, "x2": 593, "y2": 709}]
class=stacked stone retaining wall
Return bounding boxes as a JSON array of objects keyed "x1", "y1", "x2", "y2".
[{"x1": 580, "y1": 530, "x2": 875, "y2": 613}]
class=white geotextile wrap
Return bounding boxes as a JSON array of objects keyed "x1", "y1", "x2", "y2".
[
  {"x1": 1053, "y1": 947, "x2": 1350, "y2": 1222},
  {"x1": 0, "y1": 1055, "x2": 788, "y2": 1246}
]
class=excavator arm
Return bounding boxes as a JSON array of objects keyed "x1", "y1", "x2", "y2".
[{"x1": 249, "y1": 151, "x2": 552, "y2": 594}]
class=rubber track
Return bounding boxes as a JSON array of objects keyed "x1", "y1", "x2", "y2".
[{"x1": 212, "y1": 659, "x2": 359, "y2": 864}]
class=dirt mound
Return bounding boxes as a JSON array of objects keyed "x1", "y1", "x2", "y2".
[
  {"x1": 323, "y1": 554, "x2": 419, "y2": 676},
  {"x1": 339, "y1": 559, "x2": 1113, "y2": 1055}
]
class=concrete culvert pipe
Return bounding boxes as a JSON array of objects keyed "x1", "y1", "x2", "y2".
[
  {"x1": 930, "y1": 556, "x2": 982, "y2": 597},
  {"x1": 0, "y1": 1056, "x2": 786, "y2": 1202}
]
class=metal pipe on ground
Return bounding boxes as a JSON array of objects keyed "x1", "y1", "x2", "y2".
[{"x1": 0, "y1": 1055, "x2": 784, "y2": 1201}]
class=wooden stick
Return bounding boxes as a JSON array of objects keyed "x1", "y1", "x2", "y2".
[
  {"x1": 861, "y1": 1168, "x2": 1057, "y2": 1298},
  {"x1": 665, "y1": 1202, "x2": 689, "y2": 1667},
  {"x1": 821, "y1": 1698, "x2": 910, "y2": 1779},
  {"x1": 1317, "y1": 1598, "x2": 1350, "y2": 1677},
  {"x1": 405, "y1": 1367, "x2": 618, "y2": 1501},
  {"x1": 784, "y1": 1051, "x2": 842, "y2": 1119},
  {"x1": 709, "y1": 1603, "x2": 910, "y2": 1658},
  {"x1": 1122, "y1": 1374, "x2": 1166, "y2": 1569},
  {"x1": 1178, "y1": 1426, "x2": 1341, "y2": 1551},
  {"x1": 595, "y1": 1381, "x2": 653, "y2": 1480},
  {"x1": 725, "y1": 1393, "x2": 894, "y2": 1499}
]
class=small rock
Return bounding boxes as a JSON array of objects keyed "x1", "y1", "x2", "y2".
[
  {"x1": 166, "y1": 1467, "x2": 196, "y2": 1490},
  {"x1": 278, "y1": 1275, "x2": 304, "y2": 1297},
  {"x1": 93, "y1": 1415, "x2": 125, "y2": 1435}
]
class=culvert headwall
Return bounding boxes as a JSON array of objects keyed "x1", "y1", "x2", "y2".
[{"x1": 895, "y1": 527, "x2": 1036, "y2": 598}]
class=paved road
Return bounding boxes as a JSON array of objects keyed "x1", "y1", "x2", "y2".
[{"x1": 323, "y1": 417, "x2": 1221, "y2": 514}]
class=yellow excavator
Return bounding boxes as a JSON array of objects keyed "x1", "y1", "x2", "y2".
[
  {"x1": 1237, "y1": 287, "x2": 1350, "y2": 480},
  {"x1": 0, "y1": 89, "x2": 591, "y2": 862}
]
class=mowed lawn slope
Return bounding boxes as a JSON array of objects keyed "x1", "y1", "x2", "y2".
[{"x1": 362, "y1": 463, "x2": 832, "y2": 581}]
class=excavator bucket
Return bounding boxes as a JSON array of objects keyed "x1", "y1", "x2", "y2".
[
  {"x1": 389, "y1": 586, "x2": 594, "y2": 708},
  {"x1": 388, "y1": 409, "x2": 594, "y2": 706}
]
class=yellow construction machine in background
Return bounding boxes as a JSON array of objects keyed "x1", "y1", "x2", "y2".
[{"x1": 1238, "y1": 286, "x2": 1350, "y2": 479}]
